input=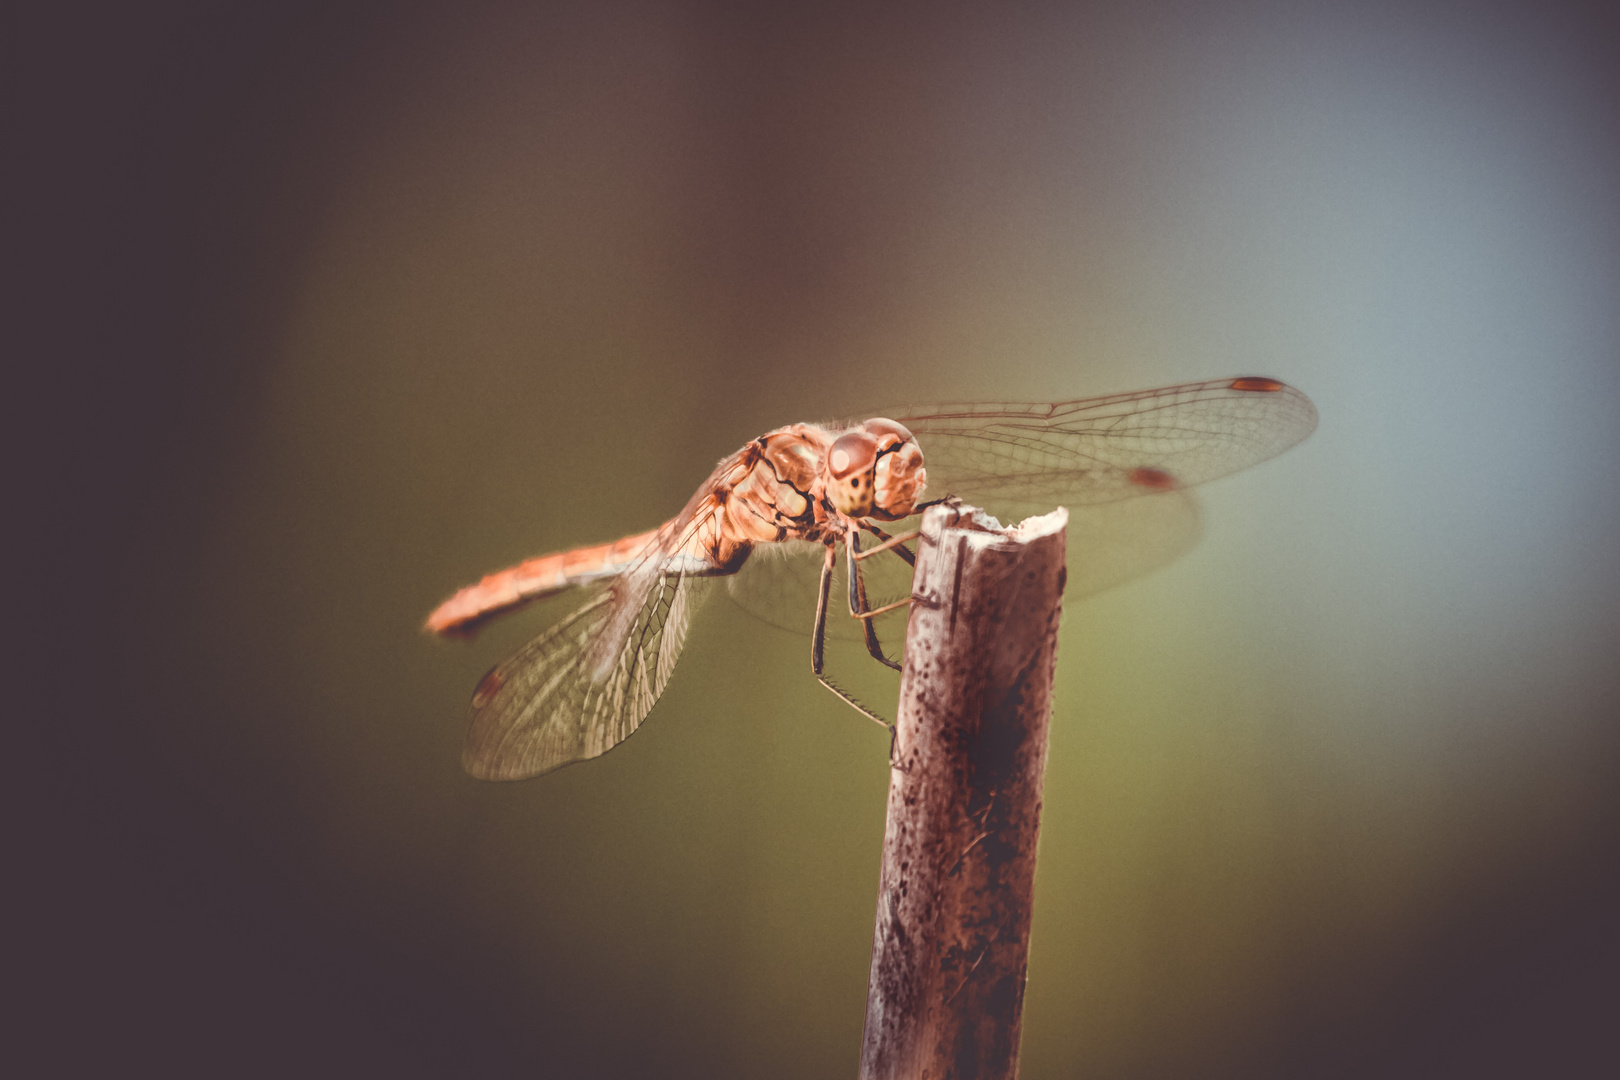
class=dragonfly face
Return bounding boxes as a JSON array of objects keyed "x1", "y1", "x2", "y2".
[{"x1": 825, "y1": 418, "x2": 927, "y2": 522}]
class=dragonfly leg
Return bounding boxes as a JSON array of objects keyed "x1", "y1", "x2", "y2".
[
  {"x1": 812, "y1": 541, "x2": 893, "y2": 732},
  {"x1": 855, "y1": 523, "x2": 918, "y2": 566},
  {"x1": 812, "y1": 541, "x2": 833, "y2": 677},
  {"x1": 854, "y1": 524, "x2": 942, "y2": 616},
  {"x1": 854, "y1": 596, "x2": 915, "y2": 619},
  {"x1": 845, "y1": 531, "x2": 904, "y2": 671},
  {"x1": 855, "y1": 521, "x2": 930, "y2": 616}
]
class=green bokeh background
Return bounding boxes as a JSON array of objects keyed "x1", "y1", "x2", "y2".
[{"x1": 40, "y1": 1, "x2": 1620, "y2": 1076}]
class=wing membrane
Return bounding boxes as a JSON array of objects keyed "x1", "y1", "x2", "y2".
[
  {"x1": 891, "y1": 376, "x2": 1317, "y2": 520},
  {"x1": 460, "y1": 512, "x2": 718, "y2": 781}
]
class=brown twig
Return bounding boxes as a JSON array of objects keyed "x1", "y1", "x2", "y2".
[{"x1": 860, "y1": 502, "x2": 1068, "y2": 1080}]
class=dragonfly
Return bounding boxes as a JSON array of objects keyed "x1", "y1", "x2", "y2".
[{"x1": 426, "y1": 375, "x2": 1316, "y2": 780}]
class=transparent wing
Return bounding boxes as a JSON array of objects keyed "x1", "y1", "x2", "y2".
[
  {"x1": 1061, "y1": 487, "x2": 1203, "y2": 596},
  {"x1": 726, "y1": 539, "x2": 914, "y2": 642},
  {"x1": 890, "y1": 376, "x2": 1317, "y2": 522},
  {"x1": 461, "y1": 521, "x2": 715, "y2": 781}
]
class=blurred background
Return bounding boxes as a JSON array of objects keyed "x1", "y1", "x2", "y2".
[{"x1": 18, "y1": 1, "x2": 1620, "y2": 1076}]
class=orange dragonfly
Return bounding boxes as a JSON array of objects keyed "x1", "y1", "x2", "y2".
[{"x1": 426, "y1": 376, "x2": 1316, "y2": 780}]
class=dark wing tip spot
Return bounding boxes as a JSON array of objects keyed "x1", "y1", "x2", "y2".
[
  {"x1": 1129, "y1": 466, "x2": 1179, "y2": 491},
  {"x1": 1230, "y1": 376, "x2": 1285, "y2": 392}
]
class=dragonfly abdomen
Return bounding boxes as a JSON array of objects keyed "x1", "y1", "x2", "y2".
[{"x1": 425, "y1": 527, "x2": 664, "y2": 637}]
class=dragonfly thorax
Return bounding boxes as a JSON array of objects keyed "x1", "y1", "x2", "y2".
[{"x1": 824, "y1": 418, "x2": 926, "y2": 521}]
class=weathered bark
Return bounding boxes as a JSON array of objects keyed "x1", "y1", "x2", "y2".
[{"x1": 860, "y1": 503, "x2": 1068, "y2": 1080}]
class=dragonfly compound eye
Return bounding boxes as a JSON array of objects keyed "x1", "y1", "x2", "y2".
[
  {"x1": 826, "y1": 430, "x2": 879, "y2": 516},
  {"x1": 827, "y1": 431, "x2": 878, "y2": 479},
  {"x1": 872, "y1": 438, "x2": 925, "y2": 520},
  {"x1": 862, "y1": 417, "x2": 914, "y2": 448}
]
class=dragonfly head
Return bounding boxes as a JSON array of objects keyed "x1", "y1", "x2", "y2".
[{"x1": 825, "y1": 418, "x2": 926, "y2": 521}]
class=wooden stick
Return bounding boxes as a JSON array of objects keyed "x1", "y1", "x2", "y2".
[{"x1": 860, "y1": 502, "x2": 1069, "y2": 1080}]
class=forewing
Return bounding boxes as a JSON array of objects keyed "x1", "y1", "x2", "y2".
[
  {"x1": 891, "y1": 376, "x2": 1317, "y2": 521},
  {"x1": 461, "y1": 551, "x2": 711, "y2": 781}
]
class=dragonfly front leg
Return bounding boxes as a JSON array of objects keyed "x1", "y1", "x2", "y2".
[
  {"x1": 856, "y1": 522, "x2": 918, "y2": 567},
  {"x1": 812, "y1": 541, "x2": 892, "y2": 731},
  {"x1": 846, "y1": 530, "x2": 903, "y2": 672},
  {"x1": 846, "y1": 530, "x2": 918, "y2": 623}
]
